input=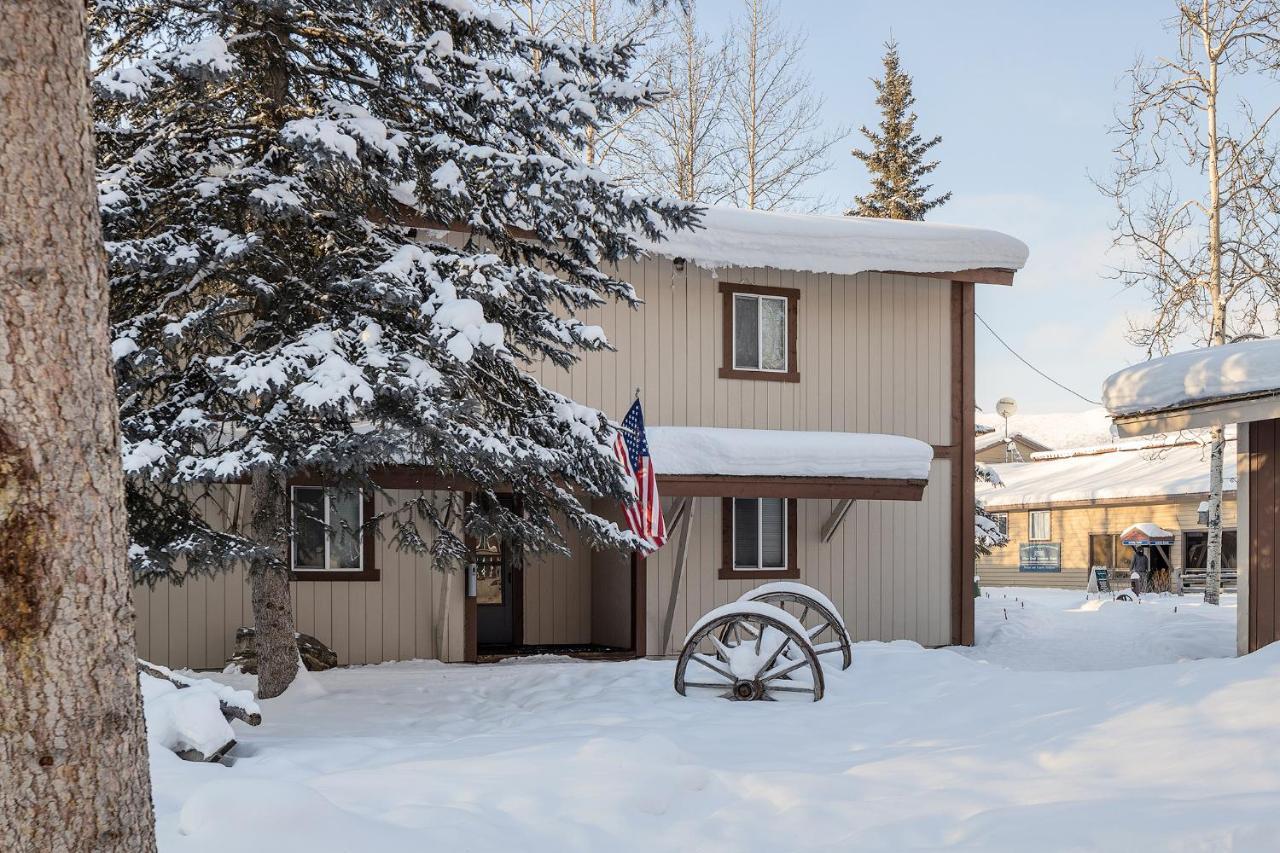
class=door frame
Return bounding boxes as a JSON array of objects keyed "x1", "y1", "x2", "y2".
[{"x1": 463, "y1": 493, "x2": 524, "y2": 663}]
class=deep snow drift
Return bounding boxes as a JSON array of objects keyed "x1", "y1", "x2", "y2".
[{"x1": 150, "y1": 588, "x2": 1279, "y2": 852}]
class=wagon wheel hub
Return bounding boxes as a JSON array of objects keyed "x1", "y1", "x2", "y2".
[{"x1": 732, "y1": 679, "x2": 762, "y2": 701}]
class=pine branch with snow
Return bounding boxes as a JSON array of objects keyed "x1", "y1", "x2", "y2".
[{"x1": 93, "y1": 0, "x2": 700, "y2": 585}]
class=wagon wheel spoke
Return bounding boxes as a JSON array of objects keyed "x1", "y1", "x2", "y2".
[
  {"x1": 762, "y1": 657, "x2": 813, "y2": 682},
  {"x1": 753, "y1": 619, "x2": 764, "y2": 655},
  {"x1": 798, "y1": 605, "x2": 810, "y2": 624},
  {"x1": 710, "y1": 634, "x2": 734, "y2": 662},
  {"x1": 806, "y1": 620, "x2": 830, "y2": 641},
  {"x1": 691, "y1": 653, "x2": 735, "y2": 682},
  {"x1": 764, "y1": 683, "x2": 816, "y2": 694},
  {"x1": 753, "y1": 634, "x2": 793, "y2": 680},
  {"x1": 683, "y1": 681, "x2": 733, "y2": 691}
]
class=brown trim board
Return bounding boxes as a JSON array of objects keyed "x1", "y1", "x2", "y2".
[
  {"x1": 951, "y1": 282, "x2": 976, "y2": 646},
  {"x1": 658, "y1": 474, "x2": 926, "y2": 501},
  {"x1": 287, "y1": 482, "x2": 380, "y2": 583}
]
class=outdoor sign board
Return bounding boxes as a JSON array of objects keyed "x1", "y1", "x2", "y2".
[
  {"x1": 1019, "y1": 542, "x2": 1061, "y2": 572},
  {"x1": 1093, "y1": 567, "x2": 1111, "y2": 593}
]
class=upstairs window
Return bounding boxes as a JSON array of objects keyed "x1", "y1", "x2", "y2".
[
  {"x1": 719, "y1": 283, "x2": 800, "y2": 382},
  {"x1": 721, "y1": 497, "x2": 798, "y2": 579},
  {"x1": 1028, "y1": 510, "x2": 1051, "y2": 542},
  {"x1": 290, "y1": 486, "x2": 378, "y2": 580}
]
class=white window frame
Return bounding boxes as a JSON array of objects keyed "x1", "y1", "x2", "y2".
[
  {"x1": 732, "y1": 497, "x2": 789, "y2": 571},
  {"x1": 1028, "y1": 510, "x2": 1051, "y2": 542},
  {"x1": 290, "y1": 486, "x2": 364, "y2": 572},
  {"x1": 732, "y1": 293, "x2": 789, "y2": 373},
  {"x1": 991, "y1": 512, "x2": 1009, "y2": 537}
]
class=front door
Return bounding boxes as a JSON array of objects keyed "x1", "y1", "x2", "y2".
[{"x1": 476, "y1": 538, "x2": 516, "y2": 646}]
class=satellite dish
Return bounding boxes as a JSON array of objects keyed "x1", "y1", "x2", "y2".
[{"x1": 996, "y1": 397, "x2": 1018, "y2": 419}]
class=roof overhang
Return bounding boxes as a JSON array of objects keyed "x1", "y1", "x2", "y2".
[
  {"x1": 657, "y1": 474, "x2": 927, "y2": 500},
  {"x1": 1111, "y1": 391, "x2": 1280, "y2": 438}
]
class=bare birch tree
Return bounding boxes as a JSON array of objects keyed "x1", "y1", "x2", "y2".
[
  {"x1": 622, "y1": 2, "x2": 733, "y2": 202},
  {"x1": 491, "y1": 0, "x2": 668, "y2": 173},
  {"x1": 1101, "y1": 0, "x2": 1280, "y2": 604},
  {"x1": 1, "y1": 1, "x2": 157, "y2": 849},
  {"x1": 721, "y1": 0, "x2": 844, "y2": 210}
]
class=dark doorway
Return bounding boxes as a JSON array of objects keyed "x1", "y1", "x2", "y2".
[{"x1": 476, "y1": 536, "x2": 518, "y2": 647}]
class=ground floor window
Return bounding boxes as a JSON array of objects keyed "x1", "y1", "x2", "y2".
[
  {"x1": 721, "y1": 497, "x2": 798, "y2": 579},
  {"x1": 1184, "y1": 530, "x2": 1238, "y2": 570},
  {"x1": 991, "y1": 513, "x2": 1009, "y2": 537},
  {"x1": 1089, "y1": 533, "x2": 1120, "y2": 569},
  {"x1": 290, "y1": 486, "x2": 377, "y2": 580},
  {"x1": 1028, "y1": 510, "x2": 1051, "y2": 541}
]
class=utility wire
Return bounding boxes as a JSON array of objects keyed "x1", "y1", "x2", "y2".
[{"x1": 974, "y1": 311, "x2": 1104, "y2": 407}]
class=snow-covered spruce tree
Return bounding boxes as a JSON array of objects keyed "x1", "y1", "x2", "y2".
[
  {"x1": 848, "y1": 40, "x2": 949, "y2": 220},
  {"x1": 92, "y1": 0, "x2": 697, "y2": 696},
  {"x1": 974, "y1": 463, "x2": 1008, "y2": 559}
]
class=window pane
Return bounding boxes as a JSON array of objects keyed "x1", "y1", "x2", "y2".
[
  {"x1": 760, "y1": 498, "x2": 786, "y2": 567},
  {"x1": 329, "y1": 490, "x2": 362, "y2": 570},
  {"x1": 760, "y1": 298, "x2": 787, "y2": 371},
  {"x1": 292, "y1": 488, "x2": 325, "y2": 569},
  {"x1": 1030, "y1": 511, "x2": 1050, "y2": 541},
  {"x1": 733, "y1": 498, "x2": 759, "y2": 568},
  {"x1": 733, "y1": 295, "x2": 759, "y2": 369},
  {"x1": 1089, "y1": 534, "x2": 1114, "y2": 569}
]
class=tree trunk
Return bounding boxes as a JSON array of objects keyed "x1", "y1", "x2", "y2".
[
  {"x1": 0, "y1": 3, "x2": 158, "y2": 850},
  {"x1": 248, "y1": 468, "x2": 298, "y2": 698},
  {"x1": 1205, "y1": 425, "x2": 1225, "y2": 605},
  {"x1": 1203, "y1": 18, "x2": 1225, "y2": 606}
]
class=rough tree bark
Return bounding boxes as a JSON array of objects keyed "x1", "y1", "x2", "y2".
[
  {"x1": 248, "y1": 468, "x2": 298, "y2": 698},
  {"x1": 0, "y1": 2, "x2": 158, "y2": 851}
]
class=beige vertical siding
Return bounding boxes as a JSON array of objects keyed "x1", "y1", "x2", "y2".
[
  {"x1": 644, "y1": 461, "x2": 955, "y2": 656},
  {"x1": 521, "y1": 519, "x2": 593, "y2": 645},
  {"x1": 136, "y1": 258, "x2": 961, "y2": 666},
  {"x1": 531, "y1": 262, "x2": 953, "y2": 445},
  {"x1": 135, "y1": 487, "x2": 464, "y2": 669},
  {"x1": 975, "y1": 497, "x2": 1239, "y2": 590}
]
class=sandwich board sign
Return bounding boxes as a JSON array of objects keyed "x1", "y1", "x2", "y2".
[{"x1": 1087, "y1": 567, "x2": 1112, "y2": 596}]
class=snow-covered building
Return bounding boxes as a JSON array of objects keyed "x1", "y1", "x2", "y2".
[
  {"x1": 134, "y1": 206, "x2": 1027, "y2": 668},
  {"x1": 974, "y1": 430, "x2": 1052, "y2": 464},
  {"x1": 1104, "y1": 339, "x2": 1280, "y2": 653},
  {"x1": 976, "y1": 438, "x2": 1238, "y2": 590}
]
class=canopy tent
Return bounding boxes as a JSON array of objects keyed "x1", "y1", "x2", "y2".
[
  {"x1": 645, "y1": 426, "x2": 933, "y2": 500},
  {"x1": 1120, "y1": 523, "x2": 1175, "y2": 547}
]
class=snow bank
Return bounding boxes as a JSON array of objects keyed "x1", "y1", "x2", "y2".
[
  {"x1": 1103, "y1": 338, "x2": 1280, "y2": 416},
  {"x1": 977, "y1": 440, "x2": 1236, "y2": 508},
  {"x1": 140, "y1": 673, "x2": 237, "y2": 758},
  {"x1": 636, "y1": 205, "x2": 1028, "y2": 277},
  {"x1": 647, "y1": 426, "x2": 932, "y2": 480}
]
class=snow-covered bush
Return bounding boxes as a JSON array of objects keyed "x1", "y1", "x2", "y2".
[{"x1": 140, "y1": 669, "x2": 259, "y2": 761}]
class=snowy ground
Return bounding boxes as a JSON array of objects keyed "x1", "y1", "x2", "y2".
[{"x1": 152, "y1": 587, "x2": 1280, "y2": 852}]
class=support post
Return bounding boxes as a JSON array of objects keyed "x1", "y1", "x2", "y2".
[{"x1": 660, "y1": 498, "x2": 696, "y2": 654}]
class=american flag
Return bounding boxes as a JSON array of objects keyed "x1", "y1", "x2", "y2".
[{"x1": 613, "y1": 399, "x2": 666, "y2": 553}]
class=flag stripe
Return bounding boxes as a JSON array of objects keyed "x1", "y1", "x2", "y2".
[{"x1": 614, "y1": 400, "x2": 666, "y2": 553}]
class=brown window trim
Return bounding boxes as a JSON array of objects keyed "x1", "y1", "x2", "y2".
[
  {"x1": 287, "y1": 481, "x2": 379, "y2": 582},
  {"x1": 718, "y1": 282, "x2": 800, "y2": 383},
  {"x1": 719, "y1": 497, "x2": 800, "y2": 580}
]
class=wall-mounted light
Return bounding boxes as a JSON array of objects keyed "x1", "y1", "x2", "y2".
[{"x1": 673, "y1": 256, "x2": 686, "y2": 273}]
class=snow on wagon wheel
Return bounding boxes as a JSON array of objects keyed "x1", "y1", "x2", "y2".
[
  {"x1": 674, "y1": 602, "x2": 825, "y2": 702},
  {"x1": 738, "y1": 581, "x2": 853, "y2": 671}
]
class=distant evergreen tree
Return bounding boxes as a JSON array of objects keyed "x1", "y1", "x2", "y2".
[
  {"x1": 847, "y1": 40, "x2": 950, "y2": 220},
  {"x1": 92, "y1": 0, "x2": 696, "y2": 694}
]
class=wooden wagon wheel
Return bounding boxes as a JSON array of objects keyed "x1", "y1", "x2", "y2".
[
  {"x1": 674, "y1": 602, "x2": 825, "y2": 702},
  {"x1": 738, "y1": 582, "x2": 852, "y2": 670}
]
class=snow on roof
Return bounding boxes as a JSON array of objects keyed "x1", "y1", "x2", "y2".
[
  {"x1": 1028, "y1": 427, "x2": 1235, "y2": 462},
  {"x1": 974, "y1": 431, "x2": 1050, "y2": 453},
  {"x1": 974, "y1": 407, "x2": 1112, "y2": 450},
  {"x1": 646, "y1": 427, "x2": 933, "y2": 481},
  {"x1": 637, "y1": 205, "x2": 1029, "y2": 278},
  {"x1": 1103, "y1": 339, "x2": 1280, "y2": 416},
  {"x1": 977, "y1": 440, "x2": 1236, "y2": 509},
  {"x1": 1121, "y1": 522, "x2": 1175, "y2": 544}
]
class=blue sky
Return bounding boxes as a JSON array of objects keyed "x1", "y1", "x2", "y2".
[{"x1": 695, "y1": 0, "x2": 1180, "y2": 414}]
